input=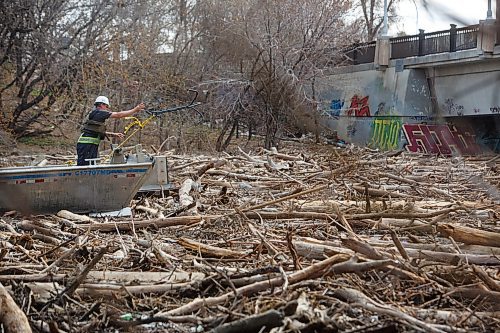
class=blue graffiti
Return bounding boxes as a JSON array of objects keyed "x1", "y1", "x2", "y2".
[
  {"x1": 325, "y1": 99, "x2": 344, "y2": 119},
  {"x1": 409, "y1": 115, "x2": 434, "y2": 122},
  {"x1": 330, "y1": 99, "x2": 344, "y2": 112}
]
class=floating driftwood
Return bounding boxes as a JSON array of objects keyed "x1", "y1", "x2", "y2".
[{"x1": 0, "y1": 142, "x2": 499, "y2": 332}]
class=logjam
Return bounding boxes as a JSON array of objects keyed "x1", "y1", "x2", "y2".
[{"x1": 0, "y1": 142, "x2": 499, "y2": 332}]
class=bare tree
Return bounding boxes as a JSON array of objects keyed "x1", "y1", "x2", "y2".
[
  {"x1": 196, "y1": 0, "x2": 361, "y2": 149},
  {"x1": 0, "y1": 0, "x2": 126, "y2": 137},
  {"x1": 0, "y1": 0, "x2": 203, "y2": 145},
  {"x1": 75, "y1": 0, "x2": 216, "y2": 148},
  {"x1": 358, "y1": 0, "x2": 400, "y2": 40}
]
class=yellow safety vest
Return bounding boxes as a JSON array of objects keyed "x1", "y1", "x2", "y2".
[{"x1": 77, "y1": 134, "x2": 101, "y2": 145}]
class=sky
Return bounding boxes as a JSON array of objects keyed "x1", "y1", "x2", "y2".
[{"x1": 392, "y1": 0, "x2": 497, "y2": 35}]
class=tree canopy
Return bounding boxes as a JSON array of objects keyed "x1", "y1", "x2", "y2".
[{"x1": 0, "y1": 0, "x2": 405, "y2": 149}]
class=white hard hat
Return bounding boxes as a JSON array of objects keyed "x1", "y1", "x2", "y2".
[{"x1": 94, "y1": 96, "x2": 110, "y2": 106}]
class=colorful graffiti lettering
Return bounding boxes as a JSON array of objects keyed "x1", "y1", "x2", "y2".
[
  {"x1": 326, "y1": 99, "x2": 344, "y2": 118},
  {"x1": 369, "y1": 117, "x2": 402, "y2": 150},
  {"x1": 347, "y1": 95, "x2": 371, "y2": 117},
  {"x1": 403, "y1": 124, "x2": 481, "y2": 155}
]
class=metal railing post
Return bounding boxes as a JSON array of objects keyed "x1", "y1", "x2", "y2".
[
  {"x1": 418, "y1": 29, "x2": 425, "y2": 55},
  {"x1": 450, "y1": 24, "x2": 457, "y2": 52},
  {"x1": 352, "y1": 42, "x2": 359, "y2": 65}
]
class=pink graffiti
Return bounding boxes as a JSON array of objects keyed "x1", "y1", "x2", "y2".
[
  {"x1": 347, "y1": 95, "x2": 370, "y2": 117},
  {"x1": 403, "y1": 124, "x2": 481, "y2": 155}
]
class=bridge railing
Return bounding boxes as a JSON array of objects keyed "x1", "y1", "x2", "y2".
[
  {"x1": 344, "y1": 24, "x2": 479, "y2": 65},
  {"x1": 343, "y1": 42, "x2": 376, "y2": 65}
]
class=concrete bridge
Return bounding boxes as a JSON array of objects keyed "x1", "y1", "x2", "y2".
[{"x1": 316, "y1": 5, "x2": 500, "y2": 155}]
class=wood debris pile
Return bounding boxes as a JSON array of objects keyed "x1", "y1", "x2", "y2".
[{"x1": 1, "y1": 143, "x2": 499, "y2": 332}]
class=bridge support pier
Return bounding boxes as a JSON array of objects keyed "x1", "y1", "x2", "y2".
[
  {"x1": 374, "y1": 35, "x2": 391, "y2": 70},
  {"x1": 478, "y1": 19, "x2": 497, "y2": 54}
]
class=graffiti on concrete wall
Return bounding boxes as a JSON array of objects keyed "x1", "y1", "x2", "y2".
[
  {"x1": 347, "y1": 95, "x2": 371, "y2": 117},
  {"x1": 368, "y1": 104, "x2": 402, "y2": 150},
  {"x1": 409, "y1": 115, "x2": 434, "y2": 122},
  {"x1": 369, "y1": 117, "x2": 402, "y2": 150},
  {"x1": 323, "y1": 95, "x2": 372, "y2": 118},
  {"x1": 444, "y1": 98, "x2": 464, "y2": 116},
  {"x1": 346, "y1": 122, "x2": 357, "y2": 137},
  {"x1": 325, "y1": 99, "x2": 343, "y2": 119},
  {"x1": 403, "y1": 124, "x2": 481, "y2": 155}
]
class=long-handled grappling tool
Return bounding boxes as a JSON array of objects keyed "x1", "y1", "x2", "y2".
[{"x1": 111, "y1": 90, "x2": 202, "y2": 156}]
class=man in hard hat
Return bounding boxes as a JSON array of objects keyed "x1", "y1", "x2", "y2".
[{"x1": 76, "y1": 96, "x2": 145, "y2": 165}]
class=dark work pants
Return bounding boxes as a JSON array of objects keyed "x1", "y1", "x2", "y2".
[{"x1": 76, "y1": 143, "x2": 99, "y2": 165}]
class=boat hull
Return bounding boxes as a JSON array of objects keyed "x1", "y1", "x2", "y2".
[{"x1": 0, "y1": 163, "x2": 153, "y2": 214}]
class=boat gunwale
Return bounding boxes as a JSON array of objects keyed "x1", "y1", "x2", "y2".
[{"x1": 0, "y1": 162, "x2": 153, "y2": 175}]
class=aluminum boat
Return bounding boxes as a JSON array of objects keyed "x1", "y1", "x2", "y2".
[{"x1": 0, "y1": 161, "x2": 153, "y2": 214}]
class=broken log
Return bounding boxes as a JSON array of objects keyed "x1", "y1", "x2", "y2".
[
  {"x1": 437, "y1": 224, "x2": 500, "y2": 247},
  {"x1": 177, "y1": 237, "x2": 250, "y2": 258},
  {"x1": 334, "y1": 288, "x2": 446, "y2": 333},
  {"x1": 159, "y1": 254, "x2": 350, "y2": 316},
  {"x1": 211, "y1": 309, "x2": 283, "y2": 333},
  {"x1": 0, "y1": 283, "x2": 32, "y2": 333}
]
